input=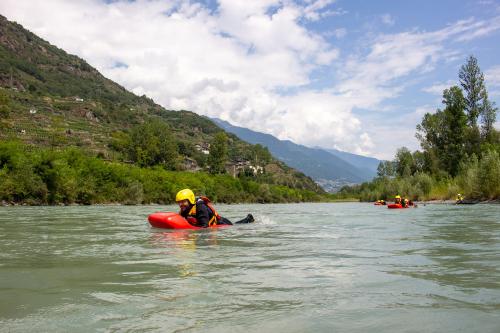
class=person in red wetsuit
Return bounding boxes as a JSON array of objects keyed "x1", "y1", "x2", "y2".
[{"x1": 175, "y1": 189, "x2": 254, "y2": 228}]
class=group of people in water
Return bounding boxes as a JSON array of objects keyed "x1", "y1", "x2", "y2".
[
  {"x1": 178, "y1": 188, "x2": 468, "y2": 228},
  {"x1": 375, "y1": 195, "x2": 414, "y2": 207},
  {"x1": 395, "y1": 195, "x2": 414, "y2": 207},
  {"x1": 376, "y1": 194, "x2": 466, "y2": 206}
]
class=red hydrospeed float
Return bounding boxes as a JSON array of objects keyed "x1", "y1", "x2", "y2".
[
  {"x1": 148, "y1": 212, "x2": 231, "y2": 230},
  {"x1": 387, "y1": 204, "x2": 409, "y2": 209}
]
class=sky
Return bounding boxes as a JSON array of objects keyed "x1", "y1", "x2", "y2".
[{"x1": 1, "y1": 0, "x2": 500, "y2": 159}]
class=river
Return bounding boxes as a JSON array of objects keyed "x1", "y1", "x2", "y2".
[{"x1": 1, "y1": 203, "x2": 499, "y2": 332}]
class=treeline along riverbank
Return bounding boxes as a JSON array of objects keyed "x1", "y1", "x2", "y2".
[
  {"x1": 337, "y1": 56, "x2": 500, "y2": 202},
  {"x1": 0, "y1": 141, "x2": 330, "y2": 205}
]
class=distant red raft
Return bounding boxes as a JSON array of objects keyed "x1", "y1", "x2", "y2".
[
  {"x1": 387, "y1": 204, "x2": 409, "y2": 209},
  {"x1": 148, "y1": 212, "x2": 230, "y2": 230}
]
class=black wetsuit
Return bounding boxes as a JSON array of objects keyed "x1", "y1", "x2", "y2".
[{"x1": 180, "y1": 200, "x2": 254, "y2": 228}]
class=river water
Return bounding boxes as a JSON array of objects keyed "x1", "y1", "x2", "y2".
[{"x1": 0, "y1": 203, "x2": 499, "y2": 332}]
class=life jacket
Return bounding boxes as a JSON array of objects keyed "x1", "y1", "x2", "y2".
[{"x1": 182, "y1": 196, "x2": 221, "y2": 227}]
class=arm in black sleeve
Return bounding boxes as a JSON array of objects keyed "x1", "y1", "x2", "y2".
[{"x1": 195, "y1": 202, "x2": 211, "y2": 228}]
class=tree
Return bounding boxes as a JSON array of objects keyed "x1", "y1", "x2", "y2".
[
  {"x1": 416, "y1": 108, "x2": 445, "y2": 154},
  {"x1": 441, "y1": 86, "x2": 468, "y2": 176},
  {"x1": 376, "y1": 162, "x2": 385, "y2": 177},
  {"x1": 416, "y1": 86, "x2": 467, "y2": 176},
  {"x1": 412, "y1": 150, "x2": 426, "y2": 174},
  {"x1": 208, "y1": 132, "x2": 228, "y2": 174},
  {"x1": 480, "y1": 90, "x2": 498, "y2": 142},
  {"x1": 377, "y1": 160, "x2": 395, "y2": 178},
  {"x1": 459, "y1": 55, "x2": 486, "y2": 127},
  {"x1": 252, "y1": 144, "x2": 272, "y2": 165},
  {"x1": 395, "y1": 147, "x2": 414, "y2": 177},
  {"x1": 128, "y1": 120, "x2": 178, "y2": 169}
]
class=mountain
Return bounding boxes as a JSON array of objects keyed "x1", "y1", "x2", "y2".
[
  {"x1": 213, "y1": 118, "x2": 380, "y2": 191},
  {"x1": 0, "y1": 15, "x2": 323, "y2": 194},
  {"x1": 321, "y1": 148, "x2": 380, "y2": 180}
]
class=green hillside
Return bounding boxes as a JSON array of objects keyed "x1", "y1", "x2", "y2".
[{"x1": 0, "y1": 15, "x2": 326, "y2": 204}]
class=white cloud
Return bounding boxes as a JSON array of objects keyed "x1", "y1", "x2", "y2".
[
  {"x1": 422, "y1": 80, "x2": 457, "y2": 95},
  {"x1": 414, "y1": 105, "x2": 436, "y2": 116},
  {"x1": 381, "y1": 14, "x2": 395, "y2": 26},
  {"x1": 455, "y1": 16, "x2": 500, "y2": 41},
  {"x1": 485, "y1": 65, "x2": 500, "y2": 87},
  {"x1": 0, "y1": 1, "x2": 499, "y2": 160},
  {"x1": 302, "y1": 0, "x2": 337, "y2": 21},
  {"x1": 326, "y1": 28, "x2": 347, "y2": 39}
]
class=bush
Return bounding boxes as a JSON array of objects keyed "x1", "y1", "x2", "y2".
[{"x1": 477, "y1": 149, "x2": 500, "y2": 198}]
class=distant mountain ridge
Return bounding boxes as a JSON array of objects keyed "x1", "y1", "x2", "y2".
[
  {"x1": 213, "y1": 118, "x2": 381, "y2": 191},
  {"x1": 321, "y1": 148, "x2": 381, "y2": 179}
]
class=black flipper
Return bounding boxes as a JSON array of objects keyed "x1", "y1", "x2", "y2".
[{"x1": 235, "y1": 214, "x2": 254, "y2": 224}]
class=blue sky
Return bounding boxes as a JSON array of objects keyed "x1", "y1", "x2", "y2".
[{"x1": 1, "y1": 0, "x2": 499, "y2": 159}]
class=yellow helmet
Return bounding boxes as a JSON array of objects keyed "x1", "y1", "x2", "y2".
[
  {"x1": 395, "y1": 195, "x2": 401, "y2": 199},
  {"x1": 176, "y1": 189, "x2": 195, "y2": 204}
]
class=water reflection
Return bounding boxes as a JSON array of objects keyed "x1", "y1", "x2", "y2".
[
  {"x1": 149, "y1": 229, "x2": 220, "y2": 250},
  {"x1": 149, "y1": 229, "x2": 222, "y2": 279}
]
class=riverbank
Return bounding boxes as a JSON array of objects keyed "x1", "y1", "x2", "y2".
[
  {"x1": 6, "y1": 198, "x2": 500, "y2": 207},
  {"x1": 418, "y1": 199, "x2": 500, "y2": 205},
  {"x1": 1, "y1": 197, "x2": 360, "y2": 207},
  {"x1": 0, "y1": 141, "x2": 332, "y2": 205}
]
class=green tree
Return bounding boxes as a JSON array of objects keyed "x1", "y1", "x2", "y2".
[
  {"x1": 208, "y1": 132, "x2": 228, "y2": 174},
  {"x1": 416, "y1": 110, "x2": 444, "y2": 161},
  {"x1": 416, "y1": 87, "x2": 467, "y2": 176},
  {"x1": 412, "y1": 150, "x2": 427, "y2": 174},
  {"x1": 252, "y1": 144, "x2": 272, "y2": 165},
  {"x1": 128, "y1": 120, "x2": 178, "y2": 169},
  {"x1": 395, "y1": 147, "x2": 414, "y2": 177},
  {"x1": 376, "y1": 160, "x2": 395, "y2": 178},
  {"x1": 459, "y1": 55, "x2": 486, "y2": 127},
  {"x1": 477, "y1": 149, "x2": 500, "y2": 198},
  {"x1": 479, "y1": 90, "x2": 498, "y2": 143},
  {"x1": 441, "y1": 86, "x2": 468, "y2": 176}
]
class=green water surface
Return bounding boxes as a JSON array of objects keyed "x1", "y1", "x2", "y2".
[{"x1": 1, "y1": 203, "x2": 499, "y2": 332}]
